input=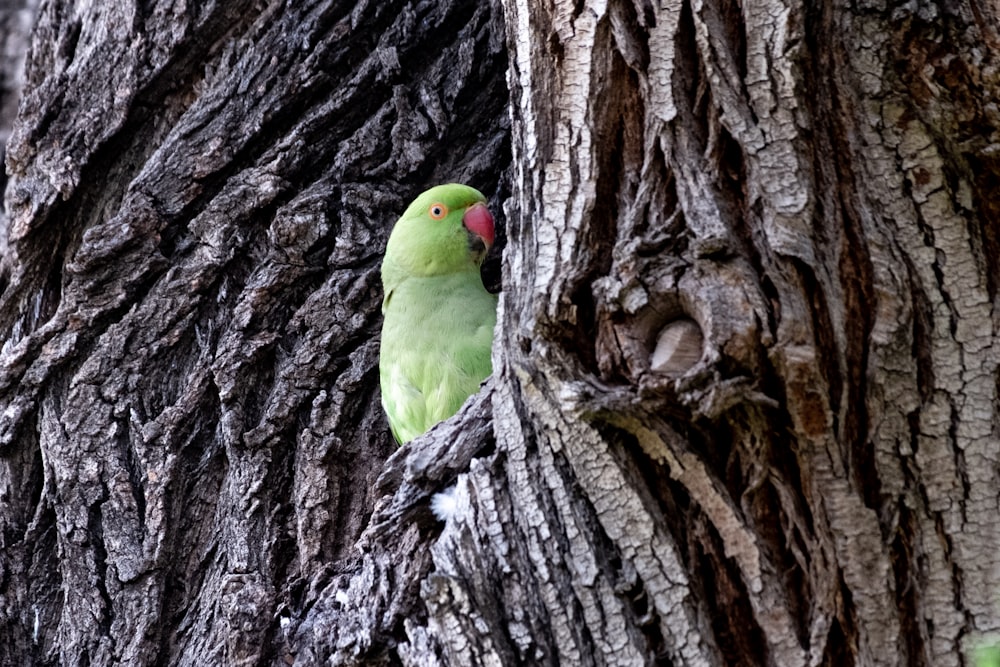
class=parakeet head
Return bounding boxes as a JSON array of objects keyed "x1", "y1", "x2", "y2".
[{"x1": 384, "y1": 183, "x2": 495, "y2": 277}]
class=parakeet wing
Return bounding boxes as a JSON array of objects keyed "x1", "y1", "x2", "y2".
[{"x1": 380, "y1": 273, "x2": 496, "y2": 443}]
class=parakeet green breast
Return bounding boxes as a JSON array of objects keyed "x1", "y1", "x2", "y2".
[{"x1": 379, "y1": 183, "x2": 498, "y2": 444}]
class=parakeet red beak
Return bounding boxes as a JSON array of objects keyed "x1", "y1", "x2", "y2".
[{"x1": 463, "y1": 203, "x2": 495, "y2": 250}]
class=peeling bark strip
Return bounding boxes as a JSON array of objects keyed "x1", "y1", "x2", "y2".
[{"x1": 0, "y1": 0, "x2": 508, "y2": 664}]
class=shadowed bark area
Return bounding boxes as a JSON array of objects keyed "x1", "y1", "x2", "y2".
[
  {"x1": 0, "y1": 0, "x2": 508, "y2": 664},
  {"x1": 0, "y1": 0, "x2": 38, "y2": 255}
]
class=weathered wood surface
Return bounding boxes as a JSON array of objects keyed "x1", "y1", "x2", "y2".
[
  {"x1": 0, "y1": 0, "x2": 507, "y2": 664},
  {"x1": 1, "y1": 0, "x2": 999, "y2": 665},
  {"x1": 0, "y1": 0, "x2": 38, "y2": 256},
  {"x1": 494, "y1": 1, "x2": 1000, "y2": 665}
]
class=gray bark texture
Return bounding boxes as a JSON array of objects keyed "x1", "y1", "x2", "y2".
[
  {"x1": 0, "y1": 0, "x2": 998, "y2": 666},
  {"x1": 0, "y1": 0, "x2": 508, "y2": 664}
]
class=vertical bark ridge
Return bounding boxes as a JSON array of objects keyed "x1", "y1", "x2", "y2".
[
  {"x1": 498, "y1": 0, "x2": 1000, "y2": 665},
  {"x1": 838, "y1": 3, "x2": 1000, "y2": 664}
]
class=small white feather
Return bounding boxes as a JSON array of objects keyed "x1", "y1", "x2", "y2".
[{"x1": 431, "y1": 485, "x2": 460, "y2": 522}]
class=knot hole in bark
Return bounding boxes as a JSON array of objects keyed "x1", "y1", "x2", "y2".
[
  {"x1": 650, "y1": 318, "x2": 704, "y2": 376},
  {"x1": 594, "y1": 281, "x2": 709, "y2": 386}
]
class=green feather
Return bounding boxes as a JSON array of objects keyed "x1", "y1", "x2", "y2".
[{"x1": 379, "y1": 184, "x2": 497, "y2": 444}]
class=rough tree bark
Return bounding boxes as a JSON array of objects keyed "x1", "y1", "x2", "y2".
[
  {"x1": 0, "y1": 0, "x2": 39, "y2": 255},
  {"x1": 0, "y1": 0, "x2": 508, "y2": 664},
  {"x1": 0, "y1": 1, "x2": 997, "y2": 667},
  {"x1": 482, "y1": 1, "x2": 1000, "y2": 665}
]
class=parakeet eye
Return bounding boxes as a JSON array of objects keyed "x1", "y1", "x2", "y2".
[{"x1": 428, "y1": 203, "x2": 448, "y2": 220}]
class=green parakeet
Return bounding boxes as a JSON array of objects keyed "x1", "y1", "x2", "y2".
[
  {"x1": 379, "y1": 183, "x2": 497, "y2": 444},
  {"x1": 975, "y1": 643, "x2": 1000, "y2": 667}
]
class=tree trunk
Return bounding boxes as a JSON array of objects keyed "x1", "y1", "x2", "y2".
[
  {"x1": 0, "y1": 0, "x2": 39, "y2": 257},
  {"x1": 1, "y1": 1, "x2": 998, "y2": 667},
  {"x1": 488, "y1": 1, "x2": 1000, "y2": 665},
  {"x1": 0, "y1": 1, "x2": 508, "y2": 664}
]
